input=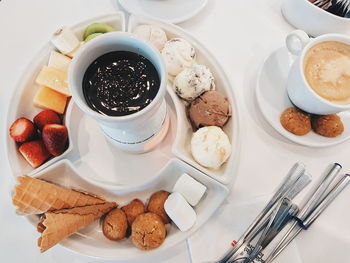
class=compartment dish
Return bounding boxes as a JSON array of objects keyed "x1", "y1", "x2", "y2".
[
  {"x1": 7, "y1": 12, "x2": 239, "y2": 259},
  {"x1": 27, "y1": 159, "x2": 229, "y2": 260},
  {"x1": 6, "y1": 13, "x2": 125, "y2": 176},
  {"x1": 128, "y1": 15, "x2": 240, "y2": 185}
]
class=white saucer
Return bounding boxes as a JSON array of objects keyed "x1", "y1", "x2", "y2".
[
  {"x1": 256, "y1": 46, "x2": 350, "y2": 147},
  {"x1": 118, "y1": 0, "x2": 208, "y2": 24}
]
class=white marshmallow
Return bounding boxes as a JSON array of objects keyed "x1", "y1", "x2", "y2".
[
  {"x1": 173, "y1": 173, "x2": 207, "y2": 206},
  {"x1": 164, "y1": 193, "x2": 196, "y2": 232},
  {"x1": 51, "y1": 27, "x2": 80, "y2": 55}
]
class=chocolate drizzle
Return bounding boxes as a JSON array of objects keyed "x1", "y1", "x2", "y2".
[{"x1": 83, "y1": 51, "x2": 160, "y2": 116}]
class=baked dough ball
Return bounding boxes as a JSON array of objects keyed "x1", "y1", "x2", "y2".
[
  {"x1": 131, "y1": 213, "x2": 166, "y2": 250},
  {"x1": 102, "y1": 208, "x2": 128, "y2": 241},
  {"x1": 280, "y1": 107, "x2": 311, "y2": 136},
  {"x1": 146, "y1": 190, "x2": 170, "y2": 224},
  {"x1": 121, "y1": 199, "x2": 145, "y2": 225},
  {"x1": 311, "y1": 114, "x2": 344, "y2": 137}
]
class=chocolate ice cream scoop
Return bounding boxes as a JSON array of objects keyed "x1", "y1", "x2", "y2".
[{"x1": 188, "y1": 91, "x2": 231, "y2": 129}]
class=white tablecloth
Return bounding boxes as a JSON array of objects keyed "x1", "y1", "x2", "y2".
[{"x1": 1, "y1": 0, "x2": 349, "y2": 262}]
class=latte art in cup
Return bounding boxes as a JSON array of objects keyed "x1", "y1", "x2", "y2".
[{"x1": 304, "y1": 41, "x2": 350, "y2": 105}]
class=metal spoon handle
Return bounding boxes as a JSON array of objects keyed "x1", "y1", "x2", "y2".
[
  {"x1": 303, "y1": 174, "x2": 350, "y2": 227},
  {"x1": 217, "y1": 163, "x2": 305, "y2": 262},
  {"x1": 298, "y1": 163, "x2": 341, "y2": 221},
  {"x1": 266, "y1": 174, "x2": 350, "y2": 263}
]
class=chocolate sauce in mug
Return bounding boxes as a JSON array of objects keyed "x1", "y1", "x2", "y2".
[{"x1": 82, "y1": 51, "x2": 160, "y2": 116}]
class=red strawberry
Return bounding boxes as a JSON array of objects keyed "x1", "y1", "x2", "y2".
[
  {"x1": 33, "y1": 110, "x2": 61, "y2": 131},
  {"x1": 42, "y1": 124, "x2": 68, "y2": 156},
  {"x1": 9, "y1": 117, "x2": 36, "y2": 143},
  {"x1": 19, "y1": 140, "x2": 51, "y2": 168}
]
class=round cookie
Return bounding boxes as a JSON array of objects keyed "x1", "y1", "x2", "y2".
[
  {"x1": 121, "y1": 199, "x2": 145, "y2": 225},
  {"x1": 131, "y1": 213, "x2": 166, "y2": 250},
  {"x1": 280, "y1": 107, "x2": 311, "y2": 136},
  {"x1": 102, "y1": 208, "x2": 128, "y2": 241},
  {"x1": 147, "y1": 190, "x2": 170, "y2": 224},
  {"x1": 311, "y1": 114, "x2": 344, "y2": 138}
]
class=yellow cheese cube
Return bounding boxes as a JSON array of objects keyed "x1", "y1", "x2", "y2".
[
  {"x1": 35, "y1": 66, "x2": 71, "y2": 96},
  {"x1": 33, "y1": 86, "x2": 68, "y2": 114},
  {"x1": 48, "y1": 50, "x2": 71, "y2": 72}
]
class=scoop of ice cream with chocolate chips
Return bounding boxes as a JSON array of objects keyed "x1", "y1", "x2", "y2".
[
  {"x1": 161, "y1": 38, "x2": 196, "y2": 77},
  {"x1": 174, "y1": 64, "x2": 215, "y2": 101}
]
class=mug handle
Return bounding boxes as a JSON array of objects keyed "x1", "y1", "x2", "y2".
[{"x1": 286, "y1": 30, "x2": 310, "y2": 56}]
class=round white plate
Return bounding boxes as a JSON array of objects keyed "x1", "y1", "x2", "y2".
[
  {"x1": 118, "y1": 0, "x2": 208, "y2": 24},
  {"x1": 256, "y1": 46, "x2": 350, "y2": 147},
  {"x1": 6, "y1": 12, "x2": 239, "y2": 259}
]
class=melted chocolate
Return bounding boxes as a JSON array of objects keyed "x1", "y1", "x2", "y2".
[{"x1": 82, "y1": 51, "x2": 160, "y2": 116}]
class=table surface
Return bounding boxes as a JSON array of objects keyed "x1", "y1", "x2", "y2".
[{"x1": 1, "y1": 0, "x2": 349, "y2": 262}]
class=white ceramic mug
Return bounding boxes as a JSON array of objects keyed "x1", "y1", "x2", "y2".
[
  {"x1": 286, "y1": 30, "x2": 350, "y2": 115},
  {"x1": 282, "y1": 0, "x2": 350, "y2": 37},
  {"x1": 69, "y1": 32, "x2": 169, "y2": 153}
]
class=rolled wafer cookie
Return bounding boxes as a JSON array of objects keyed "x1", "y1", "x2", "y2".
[
  {"x1": 38, "y1": 202, "x2": 117, "y2": 252},
  {"x1": 13, "y1": 175, "x2": 106, "y2": 215}
]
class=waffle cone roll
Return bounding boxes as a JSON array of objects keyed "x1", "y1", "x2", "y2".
[
  {"x1": 13, "y1": 175, "x2": 106, "y2": 215},
  {"x1": 38, "y1": 202, "x2": 117, "y2": 252}
]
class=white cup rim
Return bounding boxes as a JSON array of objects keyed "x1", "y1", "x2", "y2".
[
  {"x1": 304, "y1": 0, "x2": 350, "y2": 22},
  {"x1": 298, "y1": 33, "x2": 350, "y2": 110},
  {"x1": 69, "y1": 32, "x2": 166, "y2": 122}
]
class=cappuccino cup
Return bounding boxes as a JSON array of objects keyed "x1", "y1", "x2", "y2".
[{"x1": 286, "y1": 30, "x2": 350, "y2": 114}]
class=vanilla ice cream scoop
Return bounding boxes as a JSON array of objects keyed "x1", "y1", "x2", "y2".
[
  {"x1": 191, "y1": 126, "x2": 231, "y2": 169},
  {"x1": 173, "y1": 64, "x2": 215, "y2": 101},
  {"x1": 133, "y1": 24, "x2": 167, "y2": 51},
  {"x1": 161, "y1": 38, "x2": 196, "y2": 77}
]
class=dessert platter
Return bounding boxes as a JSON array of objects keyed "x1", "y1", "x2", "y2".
[{"x1": 5, "y1": 12, "x2": 239, "y2": 260}]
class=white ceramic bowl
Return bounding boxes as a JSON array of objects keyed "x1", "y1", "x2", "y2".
[{"x1": 282, "y1": 0, "x2": 350, "y2": 37}]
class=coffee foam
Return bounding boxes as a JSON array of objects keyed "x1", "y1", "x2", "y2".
[{"x1": 304, "y1": 41, "x2": 350, "y2": 105}]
